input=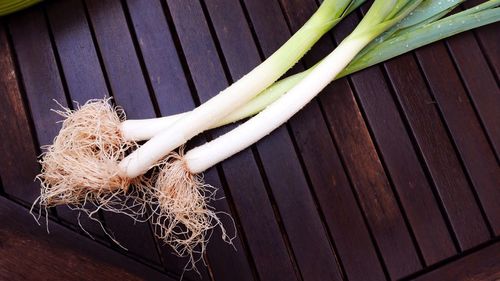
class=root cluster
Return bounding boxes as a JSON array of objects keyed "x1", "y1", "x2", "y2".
[
  {"x1": 35, "y1": 99, "x2": 142, "y2": 215},
  {"x1": 150, "y1": 152, "x2": 232, "y2": 270},
  {"x1": 34, "y1": 99, "x2": 233, "y2": 272}
]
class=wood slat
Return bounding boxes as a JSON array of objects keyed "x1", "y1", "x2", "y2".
[
  {"x1": 205, "y1": 0, "x2": 344, "y2": 280},
  {"x1": 8, "y1": 8, "x2": 66, "y2": 148},
  {"x1": 322, "y1": 78, "x2": 423, "y2": 279},
  {"x1": 124, "y1": 0, "x2": 255, "y2": 279},
  {"x1": 84, "y1": 0, "x2": 155, "y2": 119},
  {"x1": 8, "y1": 2, "x2": 108, "y2": 241},
  {"x1": 333, "y1": 8, "x2": 457, "y2": 266},
  {"x1": 0, "y1": 196, "x2": 173, "y2": 281},
  {"x1": 464, "y1": 0, "x2": 500, "y2": 80},
  {"x1": 383, "y1": 53, "x2": 491, "y2": 250},
  {"x1": 472, "y1": 22, "x2": 500, "y2": 80},
  {"x1": 414, "y1": 41, "x2": 500, "y2": 235},
  {"x1": 412, "y1": 242, "x2": 500, "y2": 281},
  {"x1": 9, "y1": 0, "x2": 162, "y2": 267},
  {"x1": 47, "y1": 0, "x2": 206, "y2": 276},
  {"x1": 46, "y1": 0, "x2": 108, "y2": 102},
  {"x1": 0, "y1": 24, "x2": 40, "y2": 203},
  {"x1": 165, "y1": 0, "x2": 298, "y2": 280},
  {"x1": 124, "y1": 0, "x2": 194, "y2": 116},
  {"x1": 446, "y1": 29, "x2": 500, "y2": 160},
  {"x1": 294, "y1": 9, "x2": 422, "y2": 280}
]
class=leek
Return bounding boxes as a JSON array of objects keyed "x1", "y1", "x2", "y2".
[
  {"x1": 118, "y1": 0, "x2": 363, "y2": 178},
  {"x1": 123, "y1": 0, "x2": 500, "y2": 141},
  {"x1": 177, "y1": 0, "x2": 424, "y2": 173}
]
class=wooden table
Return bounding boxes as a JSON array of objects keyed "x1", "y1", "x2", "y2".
[{"x1": 0, "y1": 0, "x2": 499, "y2": 280}]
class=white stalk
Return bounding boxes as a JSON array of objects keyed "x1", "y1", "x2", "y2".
[
  {"x1": 120, "y1": 114, "x2": 185, "y2": 141},
  {"x1": 119, "y1": 71, "x2": 308, "y2": 141},
  {"x1": 185, "y1": 37, "x2": 369, "y2": 174}
]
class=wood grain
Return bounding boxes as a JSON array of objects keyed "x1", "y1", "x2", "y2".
[
  {"x1": 0, "y1": 25, "x2": 40, "y2": 203},
  {"x1": 384, "y1": 53, "x2": 491, "y2": 250},
  {"x1": 464, "y1": 0, "x2": 500, "y2": 80},
  {"x1": 446, "y1": 28, "x2": 500, "y2": 160},
  {"x1": 8, "y1": 8, "x2": 66, "y2": 147},
  {"x1": 414, "y1": 41, "x2": 500, "y2": 236},
  {"x1": 316, "y1": 10, "x2": 423, "y2": 280},
  {"x1": 335, "y1": 9, "x2": 457, "y2": 265},
  {"x1": 0, "y1": 196, "x2": 172, "y2": 281},
  {"x1": 412, "y1": 242, "x2": 500, "y2": 281}
]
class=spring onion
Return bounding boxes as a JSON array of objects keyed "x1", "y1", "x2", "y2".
[
  {"x1": 37, "y1": 0, "x2": 358, "y2": 205},
  {"x1": 35, "y1": 0, "x2": 363, "y2": 263},
  {"x1": 159, "y1": 0, "x2": 424, "y2": 175},
  {"x1": 118, "y1": 0, "x2": 365, "y2": 178},
  {"x1": 122, "y1": 0, "x2": 500, "y2": 141},
  {"x1": 144, "y1": 0, "x2": 424, "y2": 266}
]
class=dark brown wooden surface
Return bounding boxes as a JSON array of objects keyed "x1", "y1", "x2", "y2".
[{"x1": 0, "y1": 0, "x2": 499, "y2": 280}]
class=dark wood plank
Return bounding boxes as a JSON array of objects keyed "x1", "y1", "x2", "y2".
[
  {"x1": 46, "y1": 0, "x2": 108, "y2": 102},
  {"x1": 278, "y1": 1, "x2": 430, "y2": 275},
  {"x1": 0, "y1": 196, "x2": 173, "y2": 281},
  {"x1": 414, "y1": 42, "x2": 500, "y2": 236},
  {"x1": 464, "y1": 0, "x2": 500, "y2": 80},
  {"x1": 472, "y1": 22, "x2": 500, "y2": 80},
  {"x1": 349, "y1": 67, "x2": 458, "y2": 264},
  {"x1": 0, "y1": 24, "x2": 40, "y2": 203},
  {"x1": 124, "y1": 0, "x2": 194, "y2": 116},
  {"x1": 322, "y1": 78, "x2": 423, "y2": 279},
  {"x1": 84, "y1": 0, "x2": 154, "y2": 119},
  {"x1": 383, "y1": 53, "x2": 491, "y2": 250},
  {"x1": 3, "y1": 1, "x2": 500, "y2": 280},
  {"x1": 446, "y1": 30, "x2": 500, "y2": 159},
  {"x1": 288, "y1": 103, "x2": 388, "y2": 281},
  {"x1": 8, "y1": 8, "x2": 66, "y2": 147},
  {"x1": 166, "y1": 0, "x2": 298, "y2": 280},
  {"x1": 205, "y1": 1, "x2": 344, "y2": 280},
  {"x1": 124, "y1": 0, "x2": 255, "y2": 280},
  {"x1": 412, "y1": 242, "x2": 500, "y2": 281},
  {"x1": 332, "y1": 7, "x2": 457, "y2": 266}
]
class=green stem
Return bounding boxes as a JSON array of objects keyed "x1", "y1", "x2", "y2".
[{"x1": 0, "y1": 0, "x2": 42, "y2": 16}]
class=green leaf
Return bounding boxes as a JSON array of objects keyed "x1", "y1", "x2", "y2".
[{"x1": 343, "y1": 2, "x2": 500, "y2": 76}]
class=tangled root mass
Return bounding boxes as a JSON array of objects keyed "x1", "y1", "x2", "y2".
[
  {"x1": 35, "y1": 99, "x2": 148, "y2": 219},
  {"x1": 34, "y1": 99, "x2": 235, "y2": 271},
  {"x1": 150, "y1": 151, "x2": 234, "y2": 271}
]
